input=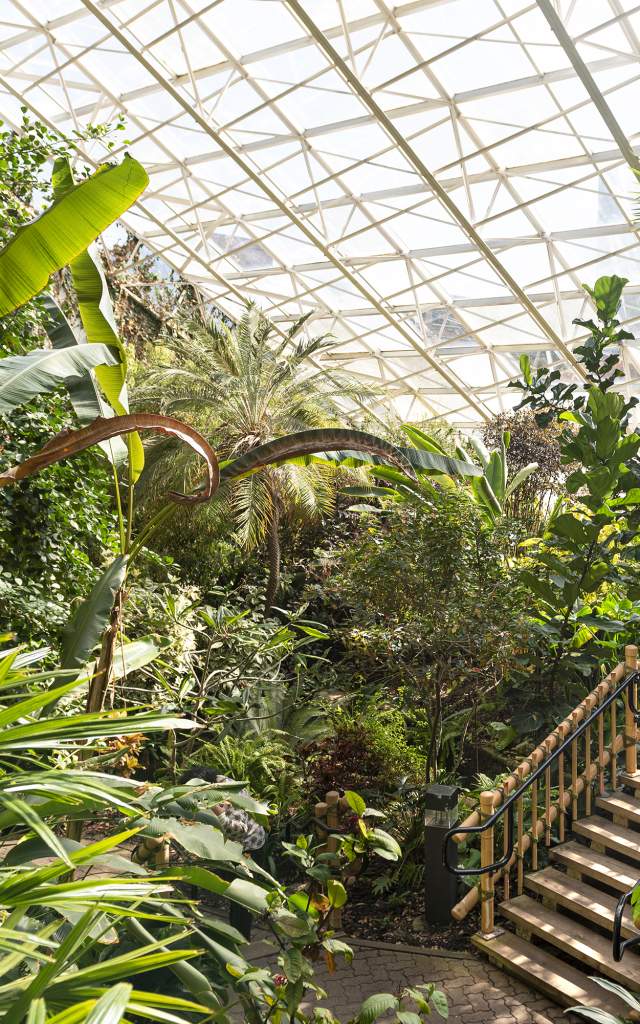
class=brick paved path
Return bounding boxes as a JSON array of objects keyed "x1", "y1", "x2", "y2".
[{"x1": 249, "y1": 936, "x2": 566, "y2": 1024}]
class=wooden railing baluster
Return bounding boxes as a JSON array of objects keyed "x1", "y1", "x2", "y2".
[
  {"x1": 544, "y1": 739, "x2": 551, "y2": 847},
  {"x1": 447, "y1": 652, "x2": 638, "y2": 926},
  {"x1": 625, "y1": 644, "x2": 638, "y2": 777},
  {"x1": 558, "y1": 749, "x2": 565, "y2": 842},
  {"x1": 585, "y1": 723, "x2": 591, "y2": 816},
  {"x1": 480, "y1": 790, "x2": 495, "y2": 936},
  {"x1": 611, "y1": 701, "x2": 618, "y2": 791}
]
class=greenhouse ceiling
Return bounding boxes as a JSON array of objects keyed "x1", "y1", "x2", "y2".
[{"x1": 2, "y1": 0, "x2": 640, "y2": 426}]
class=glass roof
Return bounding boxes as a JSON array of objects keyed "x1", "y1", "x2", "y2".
[{"x1": 2, "y1": 0, "x2": 640, "y2": 426}]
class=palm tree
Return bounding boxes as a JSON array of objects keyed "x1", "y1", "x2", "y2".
[{"x1": 137, "y1": 305, "x2": 370, "y2": 611}]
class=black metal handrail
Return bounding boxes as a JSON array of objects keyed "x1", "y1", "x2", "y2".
[
  {"x1": 612, "y1": 887, "x2": 640, "y2": 962},
  {"x1": 443, "y1": 669, "x2": 640, "y2": 877}
]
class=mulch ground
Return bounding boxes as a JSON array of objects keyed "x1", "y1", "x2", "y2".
[{"x1": 341, "y1": 880, "x2": 476, "y2": 951}]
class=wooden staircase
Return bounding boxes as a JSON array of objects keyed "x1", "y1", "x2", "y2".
[
  {"x1": 474, "y1": 773, "x2": 640, "y2": 1017},
  {"x1": 444, "y1": 650, "x2": 640, "y2": 1019}
]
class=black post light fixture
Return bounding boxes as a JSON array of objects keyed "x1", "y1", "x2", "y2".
[{"x1": 424, "y1": 783, "x2": 459, "y2": 924}]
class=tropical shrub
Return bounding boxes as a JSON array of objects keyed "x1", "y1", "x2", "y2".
[
  {"x1": 511, "y1": 274, "x2": 640, "y2": 690},
  {"x1": 307, "y1": 706, "x2": 424, "y2": 798},
  {"x1": 482, "y1": 410, "x2": 567, "y2": 535},
  {"x1": 334, "y1": 488, "x2": 525, "y2": 780}
]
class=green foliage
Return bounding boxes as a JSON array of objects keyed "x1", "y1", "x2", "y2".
[
  {"x1": 0, "y1": 398, "x2": 118, "y2": 645},
  {"x1": 343, "y1": 423, "x2": 535, "y2": 527},
  {"x1": 0, "y1": 155, "x2": 148, "y2": 319},
  {"x1": 334, "y1": 489, "x2": 524, "y2": 779},
  {"x1": 136, "y1": 306, "x2": 377, "y2": 606},
  {"x1": 0, "y1": 111, "x2": 125, "y2": 353},
  {"x1": 188, "y1": 733, "x2": 302, "y2": 807},
  {"x1": 307, "y1": 706, "x2": 424, "y2": 797},
  {"x1": 511, "y1": 275, "x2": 640, "y2": 684}
]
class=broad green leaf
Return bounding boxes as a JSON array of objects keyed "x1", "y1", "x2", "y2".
[
  {"x1": 61, "y1": 555, "x2": 127, "y2": 669},
  {"x1": 52, "y1": 158, "x2": 144, "y2": 480},
  {"x1": 0, "y1": 156, "x2": 148, "y2": 316},
  {"x1": 344, "y1": 791, "x2": 366, "y2": 817},
  {"x1": 504, "y1": 462, "x2": 538, "y2": 499},
  {"x1": 111, "y1": 638, "x2": 160, "y2": 681},
  {"x1": 166, "y1": 866, "x2": 269, "y2": 913},
  {"x1": 582, "y1": 275, "x2": 628, "y2": 322},
  {"x1": 519, "y1": 352, "x2": 532, "y2": 385},
  {"x1": 42, "y1": 294, "x2": 128, "y2": 467},
  {"x1": 143, "y1": 817, "x2": 243, "y2": 863},
  {"x1": 356, "y1": 993, "x2": 397, "y2": 1024},
  {"x1": 327, "y1": 879, "x2": 347, "y2": 909},
  {"x1": 551, "y1": 513, "x2": 591, "y2": 546},
  {"x1": 0, "y1": 344, "x2": 119, "y2": 415},
  {"x1": 400, "y1": 424, "x2": 447, "y2": 456},
  {"x1": 430, "y1": 989, "x2": 449, "y2": 1019}
]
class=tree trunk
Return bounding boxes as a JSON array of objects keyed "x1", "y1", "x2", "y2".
[
  {"x1": 265, "y1": 506, "x2": 281, "y2": 615},
  {"x1": 67, "y1": 587, "x2": 123, "y2": 845}
]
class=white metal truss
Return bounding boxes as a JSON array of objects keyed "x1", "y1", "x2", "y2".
[{"x1": 2, "y1": 0, "x2": 640, "y2": 426}]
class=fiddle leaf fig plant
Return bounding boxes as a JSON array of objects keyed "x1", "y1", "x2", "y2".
[{"x1": 510, "y1": 275, "x2": 640, "y2": 684}]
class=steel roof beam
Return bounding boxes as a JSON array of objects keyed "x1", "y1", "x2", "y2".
[
  {"x1": 285, "y1": 0, "x2": 586, "y2": 380},
  {"x1": 537, "y1": 0, "x2": 640, "y2": 173}
]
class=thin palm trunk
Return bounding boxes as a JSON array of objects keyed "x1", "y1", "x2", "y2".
[{"x1": 265, "y1": 504, "x2": 281, "y2": 615}]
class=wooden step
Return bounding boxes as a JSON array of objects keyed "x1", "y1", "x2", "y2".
[
  {"x1": 500, "y1": 894, "x2": 640, "y2": 988},
  {"x1": 597, "y1": 791, "x2": 640, "y2": 827},
  {"x1": 472, "y1": 930, "x2": 633, "y2": 1014},
  {"x1": 620, "y1": 771, "x2": 640, "y2": 791},
  {"x1": 552, "y1": 840, "x2": 640, "y2": 893},
  {"x1": 525, "y1": 865, "x2": 638, "y2": 938},
  {"x1": 572, "y1": 814, "x2": 640, "y2": 862}
]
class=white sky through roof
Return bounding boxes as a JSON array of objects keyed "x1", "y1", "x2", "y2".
[{"x1": 2, "y1": 0, "x2": 640, "y2": 425}]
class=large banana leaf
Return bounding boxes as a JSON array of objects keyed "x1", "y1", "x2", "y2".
[
  {"x1": 61, "y1": 555, "x2": 128, "y2": 670},
  {"x1": 52, "y1": 158, "x2": 144, "y2": 481},
  {"x1": 0, "y1": 344, "x2": 119, "y2": 415},
  {"x1": 400, "y1": 424, "x2": 448, "y2": 456},
  {"x1": 41, "y1": 294, "x2": 128, "y2": 466},
  {"x1": 0, "y1": 413, "x2": 219, "y2": 503},
  {"x1": 221, "y1": 428, "x2": 418, "y2": 482},
  {"x1": 0, "y1": 156, "x2": 148, "y2": 317}
]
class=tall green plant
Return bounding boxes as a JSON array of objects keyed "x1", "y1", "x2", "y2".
[
  {"x1": 341, "y1": 423, "x2": 536, "y2": 526},
  {"x1": 510, "y1": 274, "x2": 640, "y2": 685},
  {"x1": 137, "y1": 307, "x2": 389, "y2": 610}
]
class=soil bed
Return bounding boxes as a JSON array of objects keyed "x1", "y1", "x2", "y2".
[{"x1": 340, "y1": 879, "x2": 476, "y2": 951}]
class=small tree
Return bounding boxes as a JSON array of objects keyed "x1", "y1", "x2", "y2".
[
  {"x1": 138, "y1": 307, "x2": 371, "y2": 612},
  {"x1": 336, "y1": 489, "x2": 524, "y2": 780},
  {"x1": 510, "y1": 275, "x2": 640, "y2": 690}
]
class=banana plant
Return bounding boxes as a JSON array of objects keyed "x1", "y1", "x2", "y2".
[
  {"x1": 454, "y1": 430, "x2": 539, "y2": 525},
  {"x1": 341, "y1": 424, "x2": 538, "y2": 525},
  {"x1": 0, "y1": 155, "x2": 147, "y2": 317}
]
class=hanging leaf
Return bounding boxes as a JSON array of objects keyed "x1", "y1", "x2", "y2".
[
  {"x1": 0, "y1": 344, "x2": 119, "y2": 415},
  {"x1": 52, "y1": 158, "x2": 144, "y2": 480},
  {"x1": 41, "y1": 293, "x2": 128, "y2": 467},
  {"x1": 221, "y1": 429, "x2": 417, "y2": 482},
  {"x1": 61, "y1": 556, "x2": 128, "y2": 670},
  {"x1": 110, "y1": 638, "x2": 160, "y2": 681},
  {"x1": 0, "y1": 413, "x2": 219, "y2": 504},
  {"x1": 0, "y1": 156, "x2": 148, "y2": 317}
]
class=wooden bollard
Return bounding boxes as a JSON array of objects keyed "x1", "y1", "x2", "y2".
[{"x1": 625, "y1": 644, "x2": 638, "y2": 776}]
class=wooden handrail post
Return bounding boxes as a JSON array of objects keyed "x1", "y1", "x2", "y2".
[
  {"x1": 625, "y1": 644, "x2": 638, "y2": 776},
  {"x1": 480, "y1": 790, "x2": 496, "y2": 936}
]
